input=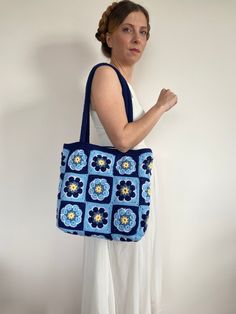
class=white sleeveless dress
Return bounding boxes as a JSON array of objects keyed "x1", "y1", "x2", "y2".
[{"x1": 80, "y1": 82, "x2": 163, "y2": 314}]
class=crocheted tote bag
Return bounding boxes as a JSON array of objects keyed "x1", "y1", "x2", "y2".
[{"x1": 56, "y1": 62, "x2": 153, "y2": 241}]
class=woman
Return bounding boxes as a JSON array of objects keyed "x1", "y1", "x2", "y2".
[{"x1": 80, "y1": 1, "x2": 178, "y2": 313}]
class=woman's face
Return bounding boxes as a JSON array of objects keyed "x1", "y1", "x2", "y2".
[{"x1": 106, "y1": 11, "x2": 148, "y2": 66}]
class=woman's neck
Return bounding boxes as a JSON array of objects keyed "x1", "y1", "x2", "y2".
[{"x1": 109, "y1": 58, "x2": 133, "y2": 84}]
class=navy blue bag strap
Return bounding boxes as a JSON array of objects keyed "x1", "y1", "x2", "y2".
[{"x1": 79, "y1": 62, "x2": 133, "y2": 144}]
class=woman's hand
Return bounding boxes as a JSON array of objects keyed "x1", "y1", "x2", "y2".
[{"x1": 155, "y1": 88, "x2": 178, "y2": 113}]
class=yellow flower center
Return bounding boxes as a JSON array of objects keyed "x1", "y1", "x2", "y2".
[
  {"x1": 147, "y1": 188, "x2": 151, "y2": 196},
  {"x1": 148, "y1": 161, "x2": 153, "y2": 170},
  {"x1": 73, "y1": 156, "x2": 81, "y2": 164},
  {"x1": 121, "y1": 216, "x2": 129, "y2": 225},
  {"x1": 95, "y1": 185, "x2": 103, "y2": 193},
  {"x1": 98, "y1": 159, "x2": 105, "y2": 166},
  {"x1": 67, "y1": 212, "x2": 75, "y2": 220},
  {"x1": 69, "y1": 183, "x2": 78, "y2": 192},
  {"x1": 94, "y1": 213, "x2": 102, "y2": 222},
  {"x1": 121, "y1": 186, "x2": 129, "y2": 195},
  {"x1": 122, "y1": 161, "x2": 129, "y2": 169}
]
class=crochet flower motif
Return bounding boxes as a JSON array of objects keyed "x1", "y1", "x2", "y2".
[
  {"x1": 114, "y1": 208, "x2": 136, "y2": 232},
  {"x1": 142, "y1": 181, "x2": 151, "y2": 203},
  {"x1": 91, "y1": 155, "x2": 111, "y2": 172},
  {"x1": 116, "y1": 180, "x2": 136, "y2": 201},
  {"x1": 141, "y1": 210, "x2": 150, "y2": 232},
  {"x1": 60, "y1": 204, "x2": 82, "y2": 227},
  {"x1": 64, "y1": 176, "x2": 83, "y2": 197},
  {"x1": 88, "y1": 207, "x2": 108, "y2": 228},
  {"x1": 88, "y1": 178, "x2": 110, "y2": 201},
  {"x1": 142, "y1": 155, "x2": 153, "y2": 175},
  {"x1": 116, "y1": 156, "x2": 136, "y2": 175},
  {"x1": 68, "y1": 149, "x2": 87, "y2": 171}
]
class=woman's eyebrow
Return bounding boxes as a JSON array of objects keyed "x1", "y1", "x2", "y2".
[{"x1": 122, "y1": 23, "x2": 148, "y2": 29}]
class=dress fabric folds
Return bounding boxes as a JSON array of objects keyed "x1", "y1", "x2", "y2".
[{"x1": 80, "y1": 82, "x2": 163, "y2": 314}]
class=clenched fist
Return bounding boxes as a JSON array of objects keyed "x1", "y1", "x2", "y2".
[{"x1": 155, "y1": 88, "x2": 178, "y2": 113}]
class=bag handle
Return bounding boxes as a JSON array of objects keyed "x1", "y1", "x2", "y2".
[{"x1": 79, "y1": 62, "x2": 133, "y2": 144}]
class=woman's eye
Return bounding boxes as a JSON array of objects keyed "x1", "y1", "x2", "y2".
[{"x1": 122, "y1": 27, "x2": 147, "y2": 36}]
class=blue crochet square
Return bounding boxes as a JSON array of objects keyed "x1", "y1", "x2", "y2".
[
  {"x1": 111, "y1": 205, "x2": 139, "y2": 235},
  {"x1": 113, "y1": 154, "x2": 138, "y2": 176},
  {"x1": 88, "y1": 150, "x2": 115, "y2": 176},
  {"x1": 61, "y1": 172, "x2": 87, "y2": 202},
  {"x1": 66, "y1": 149, "x2": 88, "y2": 173},
  {"x1": 83, "y1": 202, "x2": 112, "y2": 234},
  {"x1": 86, "y1": 174, "x2": 113, "y2": 203},
  {"x1": 112, "y1": 176, "x2": 139, "y2": 206},
  {"x1": 139, "y1": 152, "x2": 153, "y2": 179},
  {"x1": 58, "y1": 201, "x2": 85, "y2": 231},
  {"x1": 60, "y1": 148, "x2": 70, "y2": 174},
  {"x1": 139, "y1": 178, "x2": 151, "y2": 205}
]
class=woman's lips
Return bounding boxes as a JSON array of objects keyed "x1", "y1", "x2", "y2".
[{"x1": 130, "y1": 48, "x2": 140, "y2": 53}]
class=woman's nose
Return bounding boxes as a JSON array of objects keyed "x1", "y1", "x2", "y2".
[{"x1": 133, "y1": 31, "x2": 141, "y2": 43}]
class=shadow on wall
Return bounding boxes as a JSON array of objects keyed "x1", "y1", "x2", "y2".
[{"x1": 1, "y1": 38, "x2": 97, "y2": 313}]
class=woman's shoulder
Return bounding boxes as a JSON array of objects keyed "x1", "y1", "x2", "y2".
[
  {"x1": 91, "y1": 63, "x2": 122, "y2": 93},
  {"x1": 92, "y1": 63, "x2": 119, "y2": 81},
  {"x1": 90, "y1": 63, "x2": 122, "y2": 111}
]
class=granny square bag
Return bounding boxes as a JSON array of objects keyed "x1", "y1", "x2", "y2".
[{"x1": 56, "y1": 62, "x2": 154, "y2": 242}]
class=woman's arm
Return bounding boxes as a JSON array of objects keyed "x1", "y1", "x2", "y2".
[
  {"x1": 122, "y1": 105, "x2": 164, "y2": 151},
  {"x1": 91, "y1": 65, "x2": 176, "y2": 153}
]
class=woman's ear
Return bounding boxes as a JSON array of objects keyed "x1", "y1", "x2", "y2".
[{"x1": 106, "y1": 32, "x2": 112, "y2": 48}]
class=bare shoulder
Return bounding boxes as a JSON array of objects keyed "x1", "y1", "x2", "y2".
[
  {"x1": 89, "y1": 64, "x2": 128, "y2": 151},
  {"x1": 92, "y1": 65, "x2": 121, "y2": 86},
  {"x1": 90, "y1": 65, "x2": 122, "y2": 110}
]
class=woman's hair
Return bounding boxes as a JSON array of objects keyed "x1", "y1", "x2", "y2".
[{"x1": 95, "y1": 0, "x2": 150, "y2": 58}]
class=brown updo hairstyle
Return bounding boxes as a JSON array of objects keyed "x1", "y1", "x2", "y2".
[{"x1": 95, "y1": 0, "x2": 150, "y2": 58}]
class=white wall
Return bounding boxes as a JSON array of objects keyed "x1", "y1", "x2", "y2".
[{"x1": 0, "y1": 0, "x2": 235, "y2": 313}]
